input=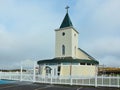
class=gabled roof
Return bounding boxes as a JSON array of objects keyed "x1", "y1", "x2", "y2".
[
  {"x1": 78, "y1": 48, "x2": 96, "y2": 60},
  {"x1": 60, "y1": 12, "x2": 73, "y2": 28}
]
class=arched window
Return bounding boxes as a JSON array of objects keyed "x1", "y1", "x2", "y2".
[
  {"x1": 75, "y1": 46, "x2": 76, "y2": 56},
  {"x1": 62, "y1": 45, "x2": 65, "y2": 55}
]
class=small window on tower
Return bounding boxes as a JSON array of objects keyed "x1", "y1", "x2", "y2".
[
  {"x1": 62, "y1": 32, "x2": 65, "y2": 36},
  {"x1": 74, "y1": 34, "x2": 76, "y2": 36}
]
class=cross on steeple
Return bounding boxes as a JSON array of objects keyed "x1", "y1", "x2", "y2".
[
  {"x1": 59, "y1": 6, "x2": 73, "y2": 28},
  {"x1": 65, "y1": 6, "x2": 70, "y2": 13}
]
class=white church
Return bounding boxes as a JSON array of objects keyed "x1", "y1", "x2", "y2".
[{"x1": 37, "y1": 7, "x2": 99, "y2": 77}]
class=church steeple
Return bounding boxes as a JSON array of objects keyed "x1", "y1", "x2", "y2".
[{"x1": 60, "y1": 6, "x2": 73, "y2": 28}]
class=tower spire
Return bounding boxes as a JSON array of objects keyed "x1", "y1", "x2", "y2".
[{"x1": 60, "y1": 6, "x2": 73, "y2": 28}]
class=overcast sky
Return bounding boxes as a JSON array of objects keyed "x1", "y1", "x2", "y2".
[{"x1": 0, "y1": 0, "x2": 120, "y2": 69}]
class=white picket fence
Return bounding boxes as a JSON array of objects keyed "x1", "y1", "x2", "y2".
[{"x1": 0, "y1": 72, "x2": 120, "y2": 88}]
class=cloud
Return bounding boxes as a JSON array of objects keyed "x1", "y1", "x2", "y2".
[
  {"x1": 0, "y1": 0, "x2": 120, "y2": 68},
  {"x1": 100, "y1": 56, "x2": 120, "y2": 67},
  {"x1": 92, "y1": 0, "x2": 120, "y2": 32},
  {"x1": 73, "y1": 0, "x2": 120, "y2": 67},
  {"x1": 0, "y1": 0, "x2": 57, "y2": 68},
  {"x1": 90, "y1": 37, "x2": 120, "y2": 54},
  {"x1": 82, "y1": 37, "x2": 120, "y2": 67},
  {"x1": 74, "y1": 0, "x2": 120, "y2": 33},
  {"x1": 0, "y1": 24, "x2": 15, "y2": 51},
  {"x1": 21, "y1": 59, "x2": 35, "y2": 67}
]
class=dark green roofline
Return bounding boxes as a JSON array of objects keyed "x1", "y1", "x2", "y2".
[{"x1": 37, "y1": 58, "x2": 99, "y2": 65}]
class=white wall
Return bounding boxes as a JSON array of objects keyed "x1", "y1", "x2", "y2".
[{"x1": 55, "y1": 27, "x2": 79, "y2": 58}]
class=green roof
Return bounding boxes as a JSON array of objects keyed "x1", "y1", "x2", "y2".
[
  {"x1": 37, "y1": 58, "x2": 99, "y2": 65},
  {"x1": 60, "y1": 12, "x2": 73, "y2": 28}
]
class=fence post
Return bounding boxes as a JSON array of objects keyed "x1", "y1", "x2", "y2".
[
  {"x1": 10, "y1": 72, "x2": 12, "y2": 80},
  {"x1": 95, "y1": 75, "x2": 97, "y2": 87},
  {"x1": 0, "y1": 71, "x2": 1, "y2": 80},
  {"x1": 50, "y1": 76, "x2": 53, "y2": 84},
  {"x1": 118, "y1": 75, "x2": 119, "y2": 88},
  {"x1": 109, "y1": 75, "x2": 111, "y2": 87},
  {"x1": 33, "y1": 61, "x2": 36, "y2": 82},
  {"x1": 70, "y1": 76, "x2": 73, "y2": 85},
  {"x1": 102, "y1": 75, "x2": 103, "y2": 86},
  {"x1": 89, "y1": 78, "x2": 90, "y2": 85},
  {"x1": 20, "y1": 65, "x2": 23, "y2": 81}
]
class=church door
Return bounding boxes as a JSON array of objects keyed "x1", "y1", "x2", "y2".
[{"x1": 45, "y1": 66, "x2": 52, "y2": 76}]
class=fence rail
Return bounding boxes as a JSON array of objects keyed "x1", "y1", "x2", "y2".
[{"x1": 0, "y1": 72, "x2": 120, "y2": 88}]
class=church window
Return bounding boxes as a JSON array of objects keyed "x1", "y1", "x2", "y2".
[
  {"x1": 74, "y1": 34, "x2": 76, "y2": 36},
  {"x1": 75, "y1": 46, "x2": 76, "y2": 56},
  {"x1": 57, "y1": 66, "x2": 61, "y2": 76},
  {"x1": 62, "y1": 32, "x2": 65, "y2": 36},
  {"x1": 87, "y1": 63, "x2": 91, "y2": 65},
  {"x1": 80, "y1": 63, "x2": 85, "y2": 65},
  {"x1": 62, "y1": 45, "x2": 65, "y2": 55}
]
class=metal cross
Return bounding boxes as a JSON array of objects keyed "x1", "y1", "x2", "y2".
[{"x1": 65, "y1": 6, "x2": 70, "y2": 13}]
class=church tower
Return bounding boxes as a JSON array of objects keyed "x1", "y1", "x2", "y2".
[{"x1": 55, "y1": 6, "x2": 79, "y2": 59}]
